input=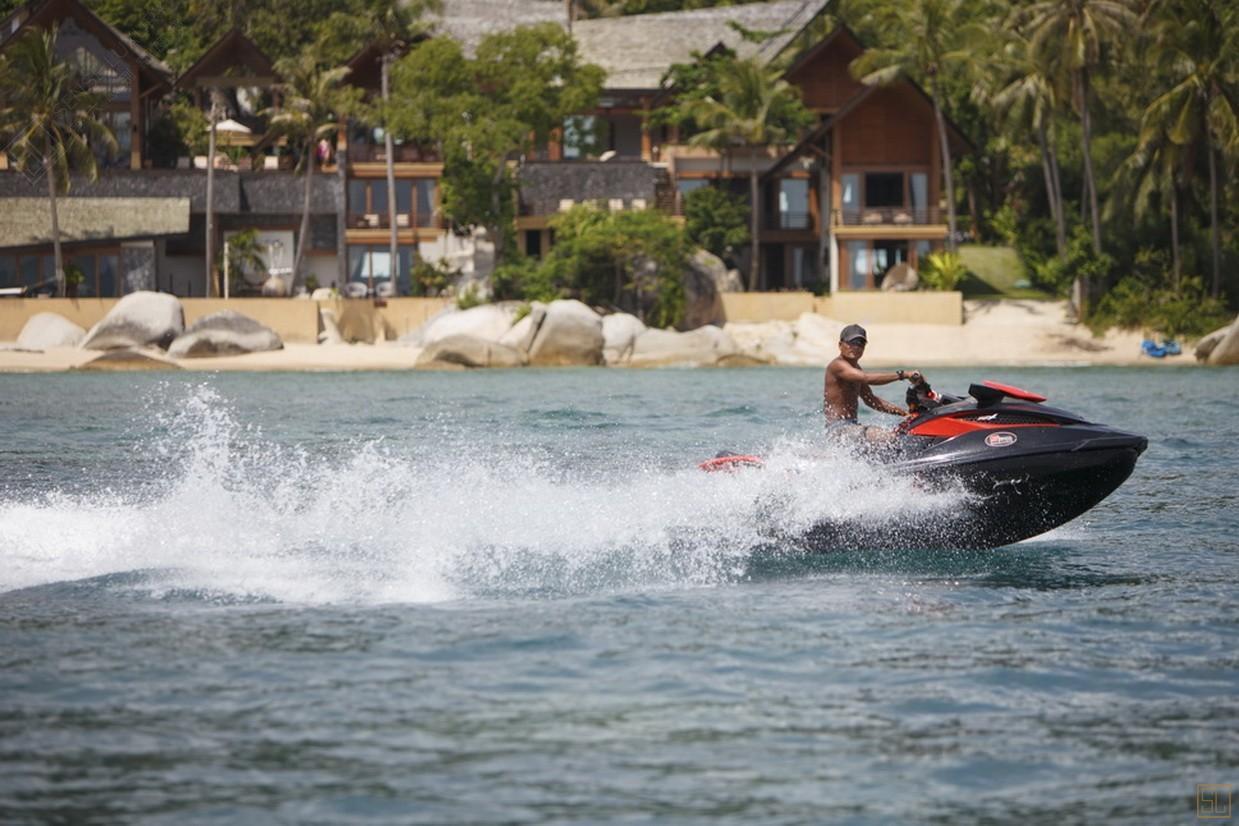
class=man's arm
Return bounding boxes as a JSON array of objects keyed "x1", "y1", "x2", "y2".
[
  {"x1": 831, "y1": 360, "x2": 904, "y2": 386},
  {"x1": 860, "y1": 385, "x2": 907, "y2": 416}
]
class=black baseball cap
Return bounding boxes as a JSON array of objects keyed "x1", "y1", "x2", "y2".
[{"x1": 839, "y1": 323, "x2": 868, "y2": 344}]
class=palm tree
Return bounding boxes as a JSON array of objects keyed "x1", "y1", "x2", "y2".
[
  {"x1": 1020, "y1": 0, "x2": 1140, "y2": 262},
  {"x1": 1, "y1": 25, "x2": 116, "y2": 296},
  {"x1": 1142, "y1": 0, "x2": 1238, "y2": 298},
  {"x1": 204, "y1": 87, "x2": 225, "y2": 298},
  {"x1": 983, "y1": 29, "x2": 1069, "y2": 261},
  {"x1": 358, "y1": 0, "x2": 439, "y2": 297},
  {"x1": 266, "y1": 53, "x2": 360, "y2": 293},
  {"x1": 1109, "y1": 127, "x2": 1187, "y2": 286},
  {"x1": 850, "y1": 0, "x2": 982, "y2": 253},
  {"x1": 685, "y1": 57, "x2": 810, "y2": 290}
]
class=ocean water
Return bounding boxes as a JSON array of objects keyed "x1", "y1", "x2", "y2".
[{"x1": 0, "y1": 367, "x2": 1236, "y2": 824}]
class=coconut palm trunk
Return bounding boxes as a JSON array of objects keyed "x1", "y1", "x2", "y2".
[
  {"x1": 931, "y1": 81, "x2": 957, "y2": 252},
  {"x1": 1036, "y1": 122, "x2": 1066, "y2": 259},
  {"x1": 382, "y1": 52, "x2": 399, "y2": 296},
  {"x1": 205, "y1": 100, "x2": 218, "y2": 298},
  {"x1": 1078, "y1": 68, "x2": 1102, "y2": 256},
  {"x1": 748, "y1": 145, "x2": 760, "y2": 291},
  {"x1": 294, "y1": 138, "x2": 314, "y2": 293},
  {"x1": 44, "y1": 153, "x2": 64, "y2": 296},
  {"x1": 1169, "y1": 180, "x2": 1181, "y2": 289},
  {"x1": 1207, "y1": 143, "x2": 1220, "y2": 298}
]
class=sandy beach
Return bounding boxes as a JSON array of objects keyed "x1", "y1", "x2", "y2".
[{"x1": 0, "y1": 300, "x2": 1196, "y2": 372}]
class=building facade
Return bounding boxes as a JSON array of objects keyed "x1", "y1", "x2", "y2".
[{"x1": 0, "y1": 0, "x2": 969, "y2": 298}]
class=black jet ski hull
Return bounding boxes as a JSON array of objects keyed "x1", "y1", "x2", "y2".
[{"x1": 793, "y1": 442, "x2": 1143, "y2": 552}]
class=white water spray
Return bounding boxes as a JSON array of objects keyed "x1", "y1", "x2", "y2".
[{"x1": 0, "y1": 385, "x2": 968, "y2": 604}]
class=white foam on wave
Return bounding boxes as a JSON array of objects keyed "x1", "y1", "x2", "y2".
[{"x1": 0, "y1": 384, "x2": 968, "y2": 604}]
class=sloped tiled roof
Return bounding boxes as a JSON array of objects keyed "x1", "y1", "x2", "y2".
[{"x1": 572, "y1": 0, "x2": 821, "y2": 90}]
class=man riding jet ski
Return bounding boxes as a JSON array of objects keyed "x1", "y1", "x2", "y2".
[{"x1": 701, "y1": 374, "x2": 1148, "y2": 551}]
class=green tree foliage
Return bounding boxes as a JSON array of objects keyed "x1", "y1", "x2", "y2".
[
  {"x1": 667, "y1": 55, "x2": 812, "y2": 290},
  {"x1": 264, "y1": 52, "x2": 361, "y2": 290},
  {"x1": 920, "y1": 251, "x2": 967, "y2": 291},
  {"x1": 683, "y1": 185, "x2": 749, "y2": 260},
  {"x1": 495, "y1": 206, "x2": 688, "y2": 328},
  {"x1": 390, "y1": 24, "x2": 604, "y2": 263},
  {"x1": 0, "y1": 25, "x2": 117, "y2": 296}
]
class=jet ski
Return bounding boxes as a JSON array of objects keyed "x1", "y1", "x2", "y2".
[{"x1": 701, "y1": 378, "x2": 1148, "y2": 551}]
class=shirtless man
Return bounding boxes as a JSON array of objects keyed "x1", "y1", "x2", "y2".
[{"x1": 823, "y1": 324, "x2": 920, "y2": 444}]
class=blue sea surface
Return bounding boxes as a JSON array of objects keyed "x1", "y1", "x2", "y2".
[{"x1": 0, "y1": 367, "x2": 1236, "y2": 824}]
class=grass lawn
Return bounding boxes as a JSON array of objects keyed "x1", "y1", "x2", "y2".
[{"x1": 956, "y1": 245, "x2": 1056, "y2": 300}]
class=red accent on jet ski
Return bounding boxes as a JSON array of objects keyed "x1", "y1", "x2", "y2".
[
  {"x1": 907, "y1": 416, "x2": 1058, "y2": 438},
  {"x1": 981, "y1": 381, "x2": 1047, "y2": 403},
  {"x1": 698, "y1": 455, "x2": 764, "y2": 472}
]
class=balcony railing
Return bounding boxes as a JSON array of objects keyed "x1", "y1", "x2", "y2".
[
  {"x1": 834, "y1": 207, "x2": 943, "y2": 226},
  {"x1": 348, "y1": 143, "x2": 440, "y2": 164},
  {"x1": 347, "y1": 211, "x2": 436, "y2": 230}
]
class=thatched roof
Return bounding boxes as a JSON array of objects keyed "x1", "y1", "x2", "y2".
[
  {"x1": 518, "y1": 160, "x2": 668, "y2": 216},
  {"x1": 573, "y1": 0, "x2": 820, "y2": 90},
  {"x1": 0, "y1": 197, "x2": 189, "y2": 247},
  {"x1": 0, "y1": 170, "x2": 340, "y2": 216}
]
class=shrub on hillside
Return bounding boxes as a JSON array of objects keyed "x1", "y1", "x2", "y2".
[
  {"x1": 1090, "y1": 275, "x2": 1230, "y2": 339},
  {"x1": 683, "y1": 185, "x2": 749, "y2": 261},
  {"x1": 920, "y1": 251, "x2": 966, "y2": 291}
]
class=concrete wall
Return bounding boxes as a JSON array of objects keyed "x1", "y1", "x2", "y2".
[
  {"x1": 818, "y1": 291, "x2": 962, "y2": 325},
  {"x1": 721, "y1": 291, "x2": 962, "y2": 326},
  {"x1": 0, "y1": 292, "x2": 959, "y2": 345},
  {"x1": 0, "y1": 296, "x2": 453, "y2": 344},
  {"x1": 0, "y1": 298, "x2": 117, "y2": 340},
  {"x1": 183, "y1": 299, "x2": 321, "y2": 344},
  {"x1": 321, "y1": 297, "x2": 452, "y2": 342},
  {"x1": 721, "y1": 292, "x2": 817, "y2": 322}
]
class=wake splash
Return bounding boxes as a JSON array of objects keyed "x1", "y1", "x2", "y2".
[{"x1": 0, "y1": 385, "x2": 969, "y2": 604}]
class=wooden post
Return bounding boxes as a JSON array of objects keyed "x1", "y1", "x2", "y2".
[{"x1": 129, "y1": 61, "x2": 141, "y2": 170}]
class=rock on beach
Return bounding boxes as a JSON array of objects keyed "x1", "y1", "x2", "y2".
[
  {"x1": 80, "y1": 291, "x2": 184, "y2": 351},
  {"x1": 168, "y1": 310, "x2": 283, "y2": 358},
  {"x1": 527, "y1": 300, "x2": 604, "y2": 366},
  {"x1": 16, "y1": 313, "x2": 85, "y2": 349}
]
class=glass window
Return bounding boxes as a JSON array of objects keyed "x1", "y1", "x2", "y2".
[
  {"x1": 369, "y1": 180, "x2": 387, "y2": 215},
  {"x1": 100, "y1": 254, "x2": 118, "y2": 297},
  {"x1": 865, "y1": 172, "x2": 904, "y2": 207},
  {"x1": 349, "y1": 245, "x2": 413, "y2": 294},
  {"x1": 791, "y1": 247, "x2": 806, "y2": 288},
  {"x1": 71, "y1": 255, "x2": 96, "y2": 297},
  {"x1": 562, "y1": 115, "x2": 597, "y2": 160},
  {"x1": 19, "y1": 256, "x2": 44, "y2": 288},
  {"x1": 415, "y1": 180, "x2": 434, "y2": 224},
  {"x1": 910, "y1": 173, "x2": 928, "y2": 210},
  {"x1": 348, "y1": 246, "x2": 367, "y2": 282},
  {"x1": 846, "y1": 241, "x2": 869, "y2": 290},
  {"x1": 348, "y1": 180, "x2": 366, "y2": 214},
  {"x1": 0, "y1": 255, "x2": 16, "y2": 288},
  {"x1": 395, "y1": 180, "x2": 412, "y2": 214},
  {"x1": 779, "y1": 178, "x2": 810, "y2": 229},
  {"x1": 841, "y1": 174, "x2": 860, "y2": 209}
]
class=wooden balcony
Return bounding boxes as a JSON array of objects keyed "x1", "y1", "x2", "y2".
[
  {"x1": 347, "y1": 211, "x2": 437, "y2": 230},
  {"x1": 834, "y1": 206, "x2": 942, "y2": 226}
]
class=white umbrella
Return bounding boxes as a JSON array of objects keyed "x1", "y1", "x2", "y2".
[{"x1": 207, "y1": 118, "x2": 253, "y2": 146}]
